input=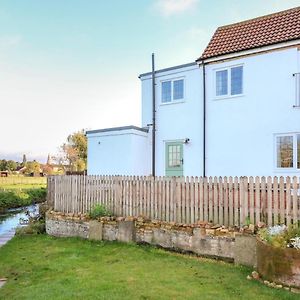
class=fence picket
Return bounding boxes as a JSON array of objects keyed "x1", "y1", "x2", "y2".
[
  {"x1": 48, "y1": 175, "x2": 299, "y2": 227},
  {"x1": 292, "y1": 177, "x2": 298, "y2": 225}
]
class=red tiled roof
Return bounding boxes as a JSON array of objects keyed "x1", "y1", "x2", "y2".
[{"x1": 198, "y1": 6, "x2": 300, "y2": 60}]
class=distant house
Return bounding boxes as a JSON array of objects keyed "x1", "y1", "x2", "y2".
[
  {"x1": 0, "y1": 171, "x2": 8, "y2": 177},
  {"x1": 87, "y1": 7, "x2": 300, "y2": 177}
]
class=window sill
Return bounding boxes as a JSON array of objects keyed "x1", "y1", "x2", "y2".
[
  {"x1": 160, "y1": 100, "x2": 185, "y2": 106},
  {"x1": 274, "y1": 169, "x2": 300, "y2": 173},
  {"x1": 214, "y1": 94, "x2": 244, "y2": 101}
]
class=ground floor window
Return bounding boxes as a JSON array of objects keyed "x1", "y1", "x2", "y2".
[{"x1": 276, "y1": 133, "x2": 300, "y2": 169}]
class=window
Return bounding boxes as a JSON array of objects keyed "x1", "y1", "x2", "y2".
[
  {"x1": 161, "y1": 79, "x2": 184, "y2": 103},
  {"x1": 275, "y1": 134, "x2": 300, "y2": 170},
  {"x1": 294, "y1": 73, "x2": 300, "y2": 107},
  {"x1": 298, "y1": 135, "x2": 300, "y2": 169},
  {"x1": 216, "y1": 70, "x2": 228, "y2": 96},
  {"x1": 168, "y1": 144, "x2": 181, "y2": 167},
  {"x1": 162, "y1": 81, "x2": 171, "y2": 103},
  {"x1": 216, "y1": 65, "x2": 243, "y2": 97}
]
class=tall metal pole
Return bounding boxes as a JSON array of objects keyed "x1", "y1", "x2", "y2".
[
  {"x1": 202, "y1": 62, "x2": 206, "y2": 177},
  {"x1": 151, "y1": 53, "x2": 156, "y2": 177}
]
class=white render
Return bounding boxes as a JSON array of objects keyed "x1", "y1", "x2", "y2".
[
  {"x1": 87, "y1": 127, "x2": 151, "y2": 176},
  {"x1": 140, "y1": 63, "x2": 203, "y2": 176},
  {"x1": 87, "y1": 43, "x2": 300, "y2": 177},
  {"x1": 205, "y1": 47, "x2": 300, "y2": 176}
]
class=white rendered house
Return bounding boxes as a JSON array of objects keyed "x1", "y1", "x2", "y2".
[{"x1": 87, "y1": 7, "x2": 300, "y2": 177}]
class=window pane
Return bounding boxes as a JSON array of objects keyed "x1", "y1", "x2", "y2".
[
  {"x1": 162, "y1": 81, "x2": 171, "y2": 103},
  {"x1": 168, "y1": 145, "x2": 181, "y2": 167},
  {"x1": 216, "y1": 70, "x2": 228, "y2": 96},
  {"x1": 297, "y1": 135, "x2": 300, "y2": 169},
  {"x1": 173, "y1": 79, "x2": 184, "y2": 100},
  {"x1": 277, "y1": 136, "x2": 293, "y2": 168},
  {"x1": 231, "y1": 66, "x2": 243, "y2": 95}
]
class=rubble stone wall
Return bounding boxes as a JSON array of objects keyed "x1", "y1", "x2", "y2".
[{"x1": 46, "y1": 212, "x2": 256, "y2": 266}]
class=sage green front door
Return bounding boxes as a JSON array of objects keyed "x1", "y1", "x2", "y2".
[{"x1": 165, "y1": 142, "x2": 183, "y2": 177}]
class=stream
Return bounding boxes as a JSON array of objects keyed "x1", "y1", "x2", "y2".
[{"x1": 0, "y1": 204, "x2": 39, "y2": 235}]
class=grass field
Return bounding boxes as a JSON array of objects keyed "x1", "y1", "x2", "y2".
[
  {"x1": 0, "y1": 177, "x2": 46, "y2": 189},
  {"x1": 0, "y1": 177, "x2": 46, "y2": 210},
  {"x1": 0, "y1": 235, "x2": 298, "y2": 300}
]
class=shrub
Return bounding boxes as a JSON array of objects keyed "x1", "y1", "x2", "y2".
[
  {"x1": 89, "y1": 204, "x2": 111, "y2": 219},
  {"x1": 0, "y1": 187, "x2": 46, "y2": 211},
  {"x1": 258, "y1": 224, "x2": 300, "y2": 249},
  {"x1": 16, "y1": 221, "x2": 46, "y2": 235}
]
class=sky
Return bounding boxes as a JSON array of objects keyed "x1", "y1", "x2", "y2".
[{"x1": 0, "y1": 0, "x2": 299, "y2": 162}]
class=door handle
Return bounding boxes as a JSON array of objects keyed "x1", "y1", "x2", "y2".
[{"x1": 180, "y1": 158, "x2": 184, "y2": 165}]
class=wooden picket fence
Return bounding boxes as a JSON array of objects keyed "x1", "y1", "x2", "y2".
[{"x1": 47, "y1": 175, "x2": 300, "y2": 227}]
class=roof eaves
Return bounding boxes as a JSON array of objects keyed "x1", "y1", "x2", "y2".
[{"x1": 86, "y1": 125, "x2": 149, "y2": 135}]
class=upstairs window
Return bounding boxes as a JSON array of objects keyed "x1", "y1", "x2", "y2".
[
  {"x1": 275, "y1": 133, "x2": 300, "y2": 170},
  {"x1": 162, "y1": 79, "x2": 184, "y2": 103},
  {"x1": 216, "y1": 65, "x2": 243, "y2": 97},
  {"x1": 162, "y1": 81, "x2": 171, "y2": 102},
  {"x1": 294, "y1": 72, "x2": 300, "y2": 107}
]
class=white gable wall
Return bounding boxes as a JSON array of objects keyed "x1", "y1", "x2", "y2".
[
  {"x1": 140, "y1": 64, "x2": 203, "y2": 176},
  {"x1": 205, "y1": 47, "x2": 300, "y2": 176}
]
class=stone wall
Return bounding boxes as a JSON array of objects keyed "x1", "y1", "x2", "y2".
[{"x1": 46, "y1": 212, "x2": 256, "y2": 266}]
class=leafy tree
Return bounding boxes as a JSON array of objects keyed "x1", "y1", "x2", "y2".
[
  {"x1": 25, "y1": 161, "x2": 41, "y2": 175},
  {"x1": 6, "y1": 160, "x2": 17, "y2": 172},
  {"x1": 0, "y1": 160, "x2": 7, "y2": 171},
  {"x1": 60, "y1": 130, "x2": 87, "y2": 172}
]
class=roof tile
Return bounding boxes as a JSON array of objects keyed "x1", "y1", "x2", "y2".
[{"x1": 199, "y1": 7, "x2": 300, "y2": 60}]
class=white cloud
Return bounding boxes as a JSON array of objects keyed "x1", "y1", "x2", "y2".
[{"x1": 154, "y1": 0, "x2": 199, "y2": 17}]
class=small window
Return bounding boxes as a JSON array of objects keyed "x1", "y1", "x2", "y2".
[
  {"x1": 216, "y1": 70, "x2": 228, "y2": 96},
  {"x1": 162, "y1": 81, "x2": 171, "y2": 103},
  {"x1": 298, "y1": 135, "x2": 300, "y2": 169},
  {"x1": 277, "y1": 136, "x2": 293, "y2": 168},
  {"x1": 173, "y1": 79, "x2": 184, "y2": 100},
  {"x1": 231, "y1": 66, "x2": 243, "y2": 95},
  {"x1": 275, "y1": 134, "x2": 300, "y2": 169},
  {"x1": 161, "y1": 79, "x2": 184, "y2": 103},
  {"x1": 215, "y1": 65, "x2": 243, "y2": 97},
  {"x1": 168, "y1": 145, "x2": 181, "y2": 167}
]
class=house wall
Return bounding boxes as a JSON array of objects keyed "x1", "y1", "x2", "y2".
[
  {"x1": 87, "y1": 46, "x2": 300, "y2": 177},
  {"x1": 140, "y1": 64, "x2": 203, "y2": 176},
  {"x1": 205, "y1": 47, "x2": 300, "y2": 176},
  {"x1": 87, "y1": 129, "x2": 151, "y2": 175}
]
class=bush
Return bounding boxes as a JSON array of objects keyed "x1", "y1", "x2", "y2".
[
  {"x1": 16, "y1": 221, "x2": 46, "y2": 235},
  {"x1": 258, "y1": 224, "x2": 300, "y2": 249},
  {"x1": 88, "y1": 204, "x2": 111, "y2": 219},
  {"x1": 0, "y1": 187, "x2": 46, "y2": 211}
]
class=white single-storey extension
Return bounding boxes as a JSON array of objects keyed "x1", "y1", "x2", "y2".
[
  {"x1": 87, "y1": 7, "x2": 300, "y2": 177},
  {"x1": 86, "y1": 126, "x2": 151, "y2": 176}
]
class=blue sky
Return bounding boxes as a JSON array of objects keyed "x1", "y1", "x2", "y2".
[{"x1": 0, "y1": 0, "x2": 299, "y2": 162}]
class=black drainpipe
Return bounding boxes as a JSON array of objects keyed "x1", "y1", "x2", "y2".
[
  {"x1": 202, "y1": 61, "x2": 206, "y2": 177},
  {"x1": 151, "y1": 53, "x2": 156, "y2": 177}
]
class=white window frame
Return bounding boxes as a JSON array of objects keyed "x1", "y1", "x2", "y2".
[
  {"x1": 160, "y1": 77, "x2": 185, "y2": 105},
  {"x1": 274, "y1": 133, "x2": 300, "y2": 172},
  {"x1": 214, "y1": 64, "x2": 244, "y2": 99}
]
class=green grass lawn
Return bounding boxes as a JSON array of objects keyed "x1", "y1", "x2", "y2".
[
  {"x1": 0, "y1": 177, "x2": 46, "y2": 210},
  {"x1": 0, "y1": 235, "x2": 298, "y2": 300},
  {"x1": 0, "y1": 177, "x2": 46, "y2": 188}
]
